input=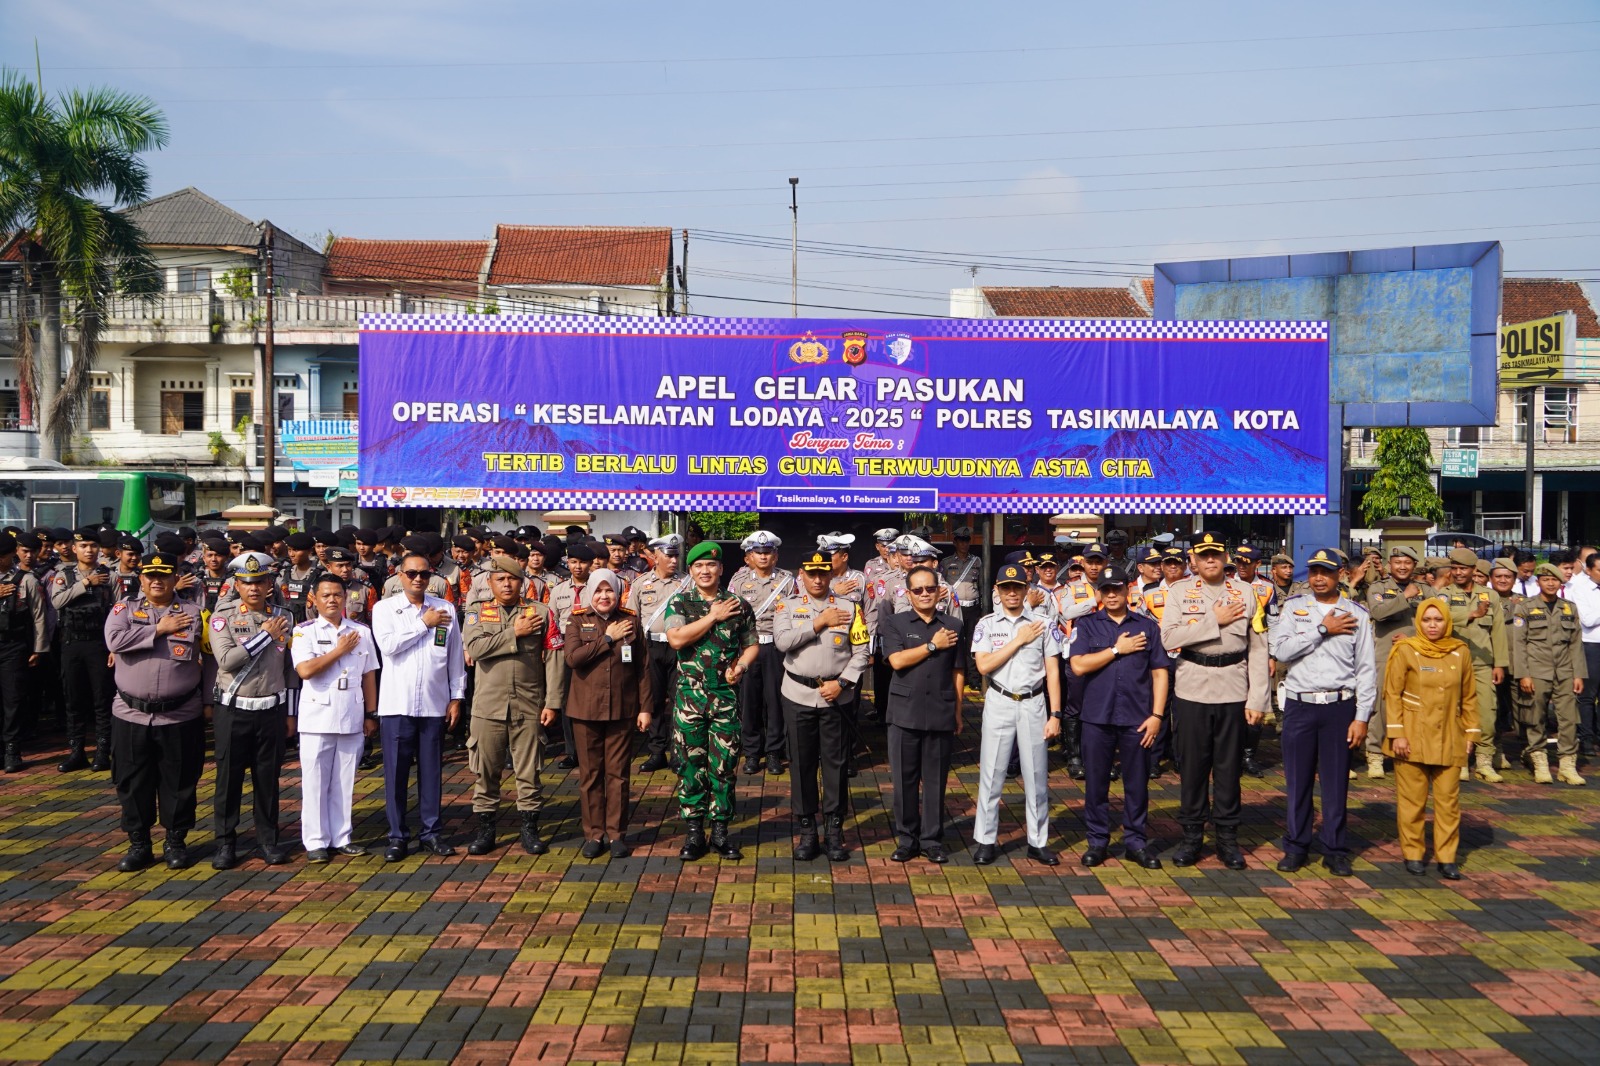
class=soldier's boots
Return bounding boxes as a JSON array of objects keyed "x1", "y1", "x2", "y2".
[
  {"x1": 1473, "y1": 744, "x2": 1504, "y2": 784},
  {"x1": 164, "y1": 835, "x2": 193, "y2": 871},
  {"x1": 1242, "y1": 748, "x2": 1264, "y2": 778},
  {"x1": 1066, "y1": 719, "x2": 1086, "y2": 781},
  {"x1": 92, "y1": 734, "x2": 111, "y2": 772},
  {"x1": 709, "y1": 821, "x2": 742, "y2": 861},
  {"x1": 1366, "y1": 752, "x2": 1386, "y2": 778},
  {"x1": 1530, "y1": 749, "x2": 1555, "y2": 784},
  {"x1": 519, "y1": 812, "x2": 548, "y2": 855},
  {"x1": 1170, "y1": 828, "x2": 1205, "y2": 867},
  {"x1": 679, "y1": 819, "x2": 708, "y2": 861},
  {"x1": 824, "y1": 815, "x2": 848, "y2": 863},
  {"x1": 793, "y1": 816, "x2": 820, "y2": 862},
  {"x1": 3, "y1": 744, "x2": 23, "y2": 773},
  {"x1": 467, "y1": 813, "x2": 497, "y2": 856},
  {"x1": 118, "y1": 836, "x2": 155, "y2": 873},
  {"x1": 1215, "y1": 830, "x2": 1247, "y2": 870},
  {"x1": 57, "y1": 744, "x2": 89, "y2": 773},
  {"x1": 1556, "y1": 754, "x2": 1586, "y2": 787}
]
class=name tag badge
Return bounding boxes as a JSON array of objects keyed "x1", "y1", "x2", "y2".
[
  {"x1": 434, "y1": 626, "x2": 448, "y2": 647},
  {"x1": 621, "y1": 642, "x2": 633, "y2": 663}
]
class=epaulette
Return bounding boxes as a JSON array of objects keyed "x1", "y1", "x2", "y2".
[
  {"x1": 619, "y1": 606, "x2": 636, "y2": 615},
  {"x1": 572, "y1": 605, "x2": 591, "y2": 615},
  {"x1": 295, "y1": 619, "x2": 315, "y2": 628}
]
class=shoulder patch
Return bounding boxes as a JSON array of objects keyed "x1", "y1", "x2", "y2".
[
  {"x1": 1513, "y1": 617, "x2": 1524, "y2": 627},
  {"x1": 465, "y1": 613, "x2": 478, "y2": 626},
  {"x1": 211, "y1": 616, "x2": 227, "y2": 631},
  {"x1": 111, "y1": 602, "x2": 127, "y2": 615}
]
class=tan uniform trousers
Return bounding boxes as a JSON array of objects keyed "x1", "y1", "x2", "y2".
[
  {"x1": 468, "y1": 710, "x2": 544, "y2": 814},
  {"x1": 1521, "y1": 679, "x2": 1581, "y2": 758},
  {"x1": 1471, "y1": 664, "x2": 1497, "y2": 741},
  {"x1": 1394, "y1": 760, "x2": 1461, "y2": 864}
]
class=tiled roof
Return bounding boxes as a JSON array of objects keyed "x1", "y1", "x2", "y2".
[
  {"x1": 325, "y1": 238, "x2": 491, "y2": 283},
  {"x1": 1502, "y1": 278, "x2": 1599, "y2": 338},
  {"x1": 982, "y1": 285, "x2": 1150, "y2": 318},
  {"x1": 488, "y1": 226, "x2": 671, "y2": 287},
  {"x1": 124, "y1": 187, "x2": 262, "y2": 248}
]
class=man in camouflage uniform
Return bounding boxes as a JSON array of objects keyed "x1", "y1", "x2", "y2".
[
  {"x1": 665, "y1": 540, "x2": 758, "y2": 861},
  {"x1": 1442, "y1": 546, "x2": 1509, "y2": 782},
  {"x1": 1509, "y1": 562, "x2": 1587, "y2": 786},
  {"x1": 1362, "y1": 546, "x2": 1439, "y2": 779}
]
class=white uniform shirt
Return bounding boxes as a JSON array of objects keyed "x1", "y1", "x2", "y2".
[
  {"x1": 291, "y1": 615, "x2": 377, "y2": 734},
  {"x1": 972, "y1": 607, "x2": 1061, "y2": 694},
  {"x1": 372, "y1": 592, "x2": 467, "y2": 717}
]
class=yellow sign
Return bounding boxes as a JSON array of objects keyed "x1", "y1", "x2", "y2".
[{"x1": 1499, "y1": 313, "x2": 1575, "y2": 385}]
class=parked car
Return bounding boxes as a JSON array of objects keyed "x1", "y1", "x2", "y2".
[{"x1": 1425, "y1": 532, "x2": 1501, "y2": 562}]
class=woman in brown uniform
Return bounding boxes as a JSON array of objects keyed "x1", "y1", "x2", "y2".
[
  {"x1": 1383, "y1": 600, "x2": 1479, "y2": 881},
  {"x1": 563, "y1": 568, "x2": 653, "y2": 859}
]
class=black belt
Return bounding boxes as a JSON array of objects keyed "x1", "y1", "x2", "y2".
[
  {"x1": 1179, "y1": 648, "x2": 1247, "y2": 668},
  {"x1": 786, "y1": 670, "x2": 840, "y2": 689},
  {"x1": 986, "y1": 679, "x2": 1044, "y2": 701},
  {"x1": 117, "y1": 686, "x2": 201, "y2": 715}
]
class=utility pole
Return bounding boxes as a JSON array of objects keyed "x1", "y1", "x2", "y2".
[
  {"x1": 1524, "y1": 386, "x2": 1536, "y2": 546},
  {"x1": 789, "y1": 177, "x2": 799, "y2": 317},
  {"x1": 261, "y1": 222, "x2": 276, "y2": 509},
  {"x1": 680, "y1": 229, "x2": 690, "y2": 316}
]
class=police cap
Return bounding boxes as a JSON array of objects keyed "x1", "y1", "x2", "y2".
[
  {"x1": 1096, "y1": 565, "x2": 1132, "y2": 590},
  {"x1": 1034, "y1": 552, "x2": 1059, "y2": 568},
  {"x1": 1447, "y1": 547, "x2": 1479, "y2": 567},
  {"x1": 228, "y1": 551, "x2": 276, "y2": 581},
  {"x1": 741, "y1": 530, "x2": 782, "y2": 552},
  {"x1": 1080, "y1": 542, "x2": 1109, "y2": 560},
  {"x1": 994, "y1": 563, "x2": 1027, "y2": 587},
  {"x1": 798, "y1": 551, "x2": 832, "y2": 573},
  {"x1": 325, "y1": 547, "x2": 356, "y2": 565},
  {"x1": 139, "y1": 551, "x2": 178, "y2": 575},
  {"x1": 1306, "y1": 548, "x2": 1341, "y2": 571},
  {"x1": 1233, "y1": 544, "x2": 1261, "y2": 562},
  {"x1": 953, "y1": 526, "x2": 973, "y2": 539},
  {"x1": 1192, "y1": 531, "x2": 1227, "y2": 555},
  {"x1": 873, "y1": 527, "x2": 900, "y2": 544},
  {"x1": 1161, "y1": 547, "x2": 1186, "y2": 563},
  {"x1": 648, "y1": 533, "x2": 682, "y2": 556}
]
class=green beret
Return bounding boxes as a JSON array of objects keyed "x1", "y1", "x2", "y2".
[
  {"x1": 1535, "y1": 562, "x2": 1565, "y2": 581},
  {"x1": 489, "y1": 555, "x2": 525, "y2": 578},
  {"x1": 685, "y1": 541, "x2": 721, "y2": 567}
]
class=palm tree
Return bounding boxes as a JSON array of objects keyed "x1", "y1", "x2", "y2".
[{"x1": 0, "y1": 69, "x2": 168, "y2": 461}]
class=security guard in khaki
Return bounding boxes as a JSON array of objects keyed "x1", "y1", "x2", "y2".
[
  {"x1": 1362, "y1": 546, "x2": 1439, "y2": 778},
  {"x1": 463, "y1": 556, "x2": 563, "y2": 855},
  {"x1": 1441, "y1": 546, "x2": 1509, "y2": 782},
  {"x1": 1508, "y1": 562, "x2": 1588, "y2": 786}
]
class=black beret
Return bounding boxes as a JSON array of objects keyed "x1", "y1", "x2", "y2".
[
  {"x1": 117, "y1": 536, "x2": 144, "y2": 554},
  {"x1": 15, "y1": 532, "x2": 41, "y2": 552},
  {"x1": 400, "y1": 536, "x2": 431, "y2": 556},
  {"x1": 285, "y1": 532, "x2": 316, "y2": 551},
  {"x1": 236, "y1": 533, "x2": 266, "y2": 552},
  {"x1": 98, "y1": 529, "x2": 121, "y2": 549},
  {"x1": 0, "y1": 532, "x2": 16, "y2": 555},
  {"x1": 423, "y1": 533, "x2": 446, "y2": 554},
  {"x1": 566, "y1": 544, "x2": 596, "y2": 563},
  {"x1": 154, "y1": 532, "x2": 186, "y2": 555},
  {"x1": 508, "y1": 542, "x2": 529, "y2": 561},
  {"x1": 451, "y1": 534, "x2": 477, "y2": 552},
  {"x1": 334, "y1": 531, "x2": 355, "y2": 548},
  {"x1": 354, "y1": 527, "x2": 381, "y2": 544},
  {"x1": 177, "y1": 526, "x2": 197, "y2": 539},
  {"x1": 491, "y1": 535, "x2": 518, "y2": 554},
  {"x1": 200, "y1": 537, "x2": 229, "y2": 553},
  {"x1": 324, "y1": 546, "x2": 356, "y2": 564},
  {"x1": 537, "y1": 536, "x2": 563, "y2": 561},
  {"x1": 261, "y1": 526, "x2": 290, "y2": 541},
  {"x1": 312, "y1": 529, "x2": 338, "y2": 545},
  {"x1": 51, "y1": 527, "x2": 73, "y2": 542}
]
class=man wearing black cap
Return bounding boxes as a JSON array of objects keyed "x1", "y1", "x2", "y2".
[
  {"x1": 279, "y1": 533, "x2": 320, "y2": 618},
  {"x1": 353, "y1": 529, "x2": 389, "y2": 589},
  {"x1": 1069, "y1": 565, "x2": 1171, "y2": 869},
  {"x1": 1159, "y1": 532, "x2": 1269, "y2": 869},
  {"x1": 628, "y1": 535, "x2": 688, "y2": 773},
  {"x1": 111, "y1": 536, "x2": 144, "y2": 602},
  {"x1": 104, "y1": 550, "x2": 205, "y2": 870},
  {"x1": 621, "y1": 527, "x2": 651, "y2": 576},
  {"x1": 0, "y1": 532, "x2": 47, "y2": 772},
  {"x1": 49, "y1": 529, "x2": 119, "y2": 772}
]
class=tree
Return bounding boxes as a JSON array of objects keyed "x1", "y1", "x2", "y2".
[
  {"x1": 0, "y1": 69, "x2": 168, "y2": 460},
  {"x1": 688, "y1": 511, "x2": 758, "y2": 542},
  {"x1": 1361, "y1": 428, "x2": 1445, "y2": 526}
]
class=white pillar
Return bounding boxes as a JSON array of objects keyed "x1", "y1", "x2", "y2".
[{"x1": 1532, "y1": 473, "x2": 1545, "y2": 544}]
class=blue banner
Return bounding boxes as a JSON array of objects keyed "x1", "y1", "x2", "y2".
[{"x1": 358, "y1": 316, "x2": 1329, "y2": 514}]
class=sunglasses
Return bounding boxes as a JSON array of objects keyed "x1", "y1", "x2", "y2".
[
  {"x1": 400, "y1": 569, "x2": 432, "y2": 580},
  {"x1": 908, "y1": 585, "x2": 938, "y2": 594}
]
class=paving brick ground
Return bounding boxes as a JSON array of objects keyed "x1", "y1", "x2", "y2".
[{"x1": 2, "y1": 710, "x2": 1599, "y2": 1065}]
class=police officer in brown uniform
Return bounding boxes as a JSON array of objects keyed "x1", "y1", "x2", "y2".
[
  {"x1": 463, "y1": 556, "x2": 563, "y2": 856},
  {"x1": 1159, "y1": 532, "x2": 1269, "y2": 869},
  {"x1": 209, "y1": 551, "x2": 297, "y2": 869},
  {"x1": 105, "y1": 551, "x2": 206, "y2": 871},
  {"x1": 1509, "y1": 563, "x2": 1588, "y2": 786},
  {"x1": 1362, "y1": 546, "x2": 1438, "y2": 779}
]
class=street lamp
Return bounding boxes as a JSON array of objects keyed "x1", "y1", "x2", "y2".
[
  {"x1": 1396, "y1": 493, "x2": 1411, "y2": 517},
  {"x1": 789, "y1": 177, "x2": 799, "y2": 317}
]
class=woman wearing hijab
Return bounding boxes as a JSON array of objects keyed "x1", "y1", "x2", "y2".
[
  {"x1": 563, "y1": 568, "x2": 653, "y2": 859},
  {"x1": 1382, "y1": 600, "x2": 1479, "y2": 881}
]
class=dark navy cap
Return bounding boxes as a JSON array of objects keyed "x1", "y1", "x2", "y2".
[{"x1": 994, "y1": 563, "x2": 1028, "y2": 587}]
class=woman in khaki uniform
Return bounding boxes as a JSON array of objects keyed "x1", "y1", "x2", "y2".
[{"x1": 1383, "y1": 601, "x2": 1479, "y2": 881}]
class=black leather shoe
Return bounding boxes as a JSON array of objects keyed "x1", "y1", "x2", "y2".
[
  {"x1": 211, "y1": 841, "x2": 237, "y2": 871},
  {"x1": 709, "y1": 822, "x2": 742, "y2": 860},
  {"x1": 609, "y1": 840, "x2": 631, "y2": 859},
  {"x1": 741, "y1": 757, "x2": 763, "y2": 775},
  {"x1": 1027, "y1": 845, "x2": 1060, "y2": 867},
  {"x1": 639, "y1": 753, "x2": 669, "y2": 773},
  {"x1": 1403, "y1": 859, "x2": 1426, "y2": 876},
  {"x1": 259, "y1": 845, "x2": 290, "y2": 866},
  {"x1": 555, "y1": 755, "x2": 578, "y2": 770},
  {"x1": 845, "y1": 762, "x2": 859, "y2": 778},
  {"x1": 1081, "y1": 845, "x2": 1109, "y2": 868},
  {"x1": 1067, "y1": 758, "x2": 1085, "y2": 781},
  {"x1": 1243, "y1": 749, "x2": 1265, "y2": 778},
  {"x1": 305, "y1": 848, "x2": 333, "y2": 864},
  {"x1": 1217, "y1": 838, "x2": 1247, "y2": 870},
  {"x1": 1148, "y1": 762, "x2": 1165, "y2": 781},
  {"x1": 581, "y1": 838, "x2": 605, "y2": 860},
  {"x1": 3, "y1": 745, "x2": 24, "y2": 773},
  {"x1": 419, "y1": 836, "x2": 455, "y2": 857},
  {"x1": 164, "y1": 838, "x2": 192, "y2": 870},
  {"x1": 1007, "y1": 761, "x2": 1021, "y2": 779},
  {"x1": 118, "y1": 841, "x2": 155, "y2": 873},
  {"x1": 91, "y1": 747, "x2": 112, "y2": 772},
  {"x1": 973, "y1": 843, "x2": 997, "y2": 865},
  {"x1": 679, "y1": 821, "x2": 708, "y2": 861},
  {"x1": 1125, "y1": 847, "x2": 1162, "y2": 870},
  {"x1": 1323, "y1": 854, "x2": 1355, "y2": 877},
  {"x1": 1109, "y1": 764, "x2": 1121, "y2": 782},
  {"x1": 358, "y1": 750, "x2": 378, "y2": 771},
  {"x1": 1170, "y1": 837, "x2": 1204, "y2": 867},
  {"x1": 891, "y1": 844, "x2": 919, "y2": 863},
  {"x1": 337, "y1": 844, "x2": 367, "y2": 857},
  {"x1": 1437, "y1": 862, "x2": 1463, "y2": 881},
  {"x1": 766, "y1": 758, "x2": 787, "y2": 776},
  {"x1": 383, "y1": 842, "x2": 408, "y2": 863},
  {"x1": 924, "y1": 844, "x2": 948, "y2": 864},
  {"x1": 57, "y1": 747, "x2": 88, "y2": 773},
  {"x1": 1277, "y1": 853, "x2": 1309, "y2": 873}
]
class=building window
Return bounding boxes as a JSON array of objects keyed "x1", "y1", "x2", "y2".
[
  {"x1": 231, "y1": 389, "x2": 254, "y2": 430},
  {"x1": 1545, "y1": 387, "x2": 1578, "y2": 443},
  {"x1": 1514, "y1": 391, "x2": 1533, "y2": 444},
  {"x1": 160, "y1": 390, "x2": 205, "y2": 434},
  {"x1": 1446, "y1": 425, "x2": 1484, "y2": 445},
  {"x1": 276, "y1": 392, "x2": 295, "y2": 424},
  {"x1": 0, "y1": 390, "x2": 18, "y2": 429},
  {"x1": 343, "y1": 391, "x2": 358, "y2": 418},
  {"x1": 89, "y1": 389, "x2": 111, "y2": 430},
  {"x1": 175, "y1": 267, "x2": 212, "y2": 293}
]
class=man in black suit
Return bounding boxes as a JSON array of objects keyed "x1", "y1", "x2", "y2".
[{"x1": 880, "y1": 565, "x2": 968, "y2": 863}]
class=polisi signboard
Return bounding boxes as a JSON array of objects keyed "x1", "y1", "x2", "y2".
[{"x1": 1499, "y1": 312, "x2": 1577, "y2": 385}]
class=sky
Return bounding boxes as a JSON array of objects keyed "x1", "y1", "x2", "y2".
[{"x1": 5, "y1": 0, "x2": 1599, "y2": 319}]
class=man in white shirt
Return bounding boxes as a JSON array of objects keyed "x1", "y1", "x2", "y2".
[
  {"x1": 372, "y1": 549, "x2": 466, "y2": 861},
  {"x1": 292, "y1": 573, "x2": 378, "y2": 863},
  {"x1": 1569, "y1": 549, "x2": 1600, "y2": 757}
]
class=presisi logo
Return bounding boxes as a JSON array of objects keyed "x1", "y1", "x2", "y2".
[{"x1": 389, "y1": 487, "x2": 408, "y2": 503}]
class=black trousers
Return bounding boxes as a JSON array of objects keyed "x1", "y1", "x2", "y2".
[
  {"x1": 1579, "y1": 642, "x2": 1600, "y2": 746},
  {"x1": 0, "y1": 638, "x2": 28, "y2": 746},
  {"x1": 60, "y1": 640, "x2": 114, "y2": 745},
  {"x1": 871, "y1": 655, "x2": 891, "y2": 719},
  {"x1": 1171, "y1": 696, "x2": 1245, "y2": 831},
  {"x1": 213, "y1": 702, "x2": 287, "y2": 846},
  {"x1": 645, "y1": 639, "x2": 678, "y2": 756},
  {"x1": 740, "y1": 642, "x2": 785, "y2": 760},
  {"x1": 782, "y1": 695, "x2": 847, "y2": 819},
  {"x1": 888, "y1": 722, "x2": 953, "y2": 849},
  {"x1": 111, "y1": 714, "x2": 205, "y2": 839}
]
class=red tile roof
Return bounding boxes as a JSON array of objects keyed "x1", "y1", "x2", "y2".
[
  {"x1": 982, "y1": 285, "x2": 1150, "y2": 318},
  {"x1": 1502, "y1": 278, "x2": 1599, "y2": 338},
  {"x1": 325, "y1": 238, "x2": 489, "y2": 283},
  {"x1": 488, "y1": 226, "x2": 671, "y2": 287}
]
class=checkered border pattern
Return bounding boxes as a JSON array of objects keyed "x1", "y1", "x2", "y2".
[
  {"x1": 360, "y1": 487, "x2": 1326, "y2": 515},
  {"x1": 358, "y1": 313, "x2": 1328, "y2": 342}
]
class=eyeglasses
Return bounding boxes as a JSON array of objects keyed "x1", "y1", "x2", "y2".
[
  {"x1": 908, "y1": 585, "x2": 938, "y2": 595},
  {"x1": 400, "y1": 569, "x2": 432, "y2": 580}
]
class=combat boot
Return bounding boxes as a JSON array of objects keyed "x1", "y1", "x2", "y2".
[
  {"x1": 824, "y1": 815, "x2": 849, "y2": 862},
  {"x1": 1216, "y1": 829, "x2": 1247, "y2": 870},
  {"x1": 792, "y1": 816, "x2": 820, "y2": 861},
  {"x1": 92, "y1": 731, "x2": 111, "y2": 772},
  {"x1": 3, "y1": 744, "x2": 23, "y2": 773},
  {"x1": 57, "y1": 743, "x2": 88, "y2": 773},
  {"x1": 1366, "y1": 752, "x2": 1386, "y2": 778},
  {"x1": 678, "y1": 819, "x2": 707, "y2": 861},
  {"x1": 1530, "y1": 749, "x2": 1554, "y2": 783},
  {"x1": 1066, "y1": 718, "x2": 1086, "y2": 780},
  {"x1": 1242, "y1": 747, "x2": 1264, "y2": 778},
  {"x1": 519, "y1": 811, "x2": 548, "y2": 855},
  {"x1": 1170, "y1": 827, "x2": 1205, "y2": 867},
  {"x1": 1556, "y1": 754, "x2": 1587, "y2": 787},
  {"x1": 467, "y1": 813, "x2": 497, "y2": 856},
  {"x1": 1473, "y1": 744, "x2": 1503, "y2": 783},
  {"x1": 163, "y1": 834, "x2": 192, "y2": 870},
  {"x1": 117, "y1": 834, "x2": 154, "y2": 872},
  {"x1": 709, "y1": 821, "x2": 742, "y2": 861}
]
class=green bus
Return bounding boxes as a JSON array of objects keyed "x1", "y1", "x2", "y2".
[{"x1": 0, "y1": 461, "x2": 196, "y2": 537}]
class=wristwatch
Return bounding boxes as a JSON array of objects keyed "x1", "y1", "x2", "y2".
[
  {"x1": 925, "y1": 640, "x2": 938, "y2": 654},
  {"x1": 839, "y1": 678, "x2": 856, "y2": 690},
  {"x1": 1111, "y1": 645, "x2": 1122, "y2": 657},
  {"x1": 1316, "y1": 623, "x2": 1329, "y2": 637}
]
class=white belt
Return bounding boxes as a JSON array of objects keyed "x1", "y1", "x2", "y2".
[
  {"x1": 959, "y1": 599, "x2": 977, "y2": 607},
  {"x1": 1288, "y1": 689, "x2": 1355, "y2": 705},
  {"x1": 758, "y1": 634, "x2": 774, "y2": 645},
  {"x1": 649, "y1": 632, "x2": 669, "y2": 643},
  {"x1": 222, "y1": 691, "x2": 288, "y2": 711}
]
